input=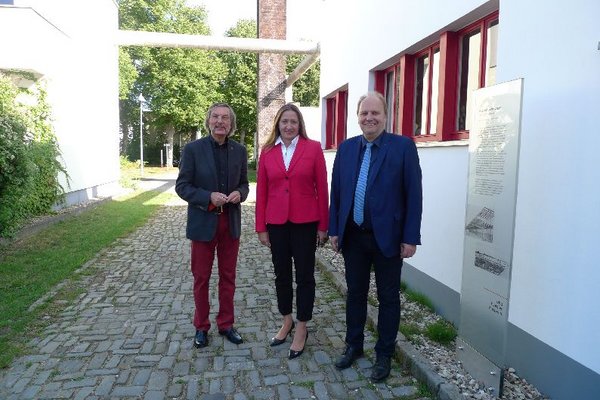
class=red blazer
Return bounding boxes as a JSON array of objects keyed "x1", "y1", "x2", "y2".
[{"x1": 255, "y1": 137, "x2": 329, "y2": 232}]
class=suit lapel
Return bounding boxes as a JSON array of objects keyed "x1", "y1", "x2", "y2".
[
  {"x1": 227, "y1": 141, "x2": 237, "y2": 190},
  {"x1": 201, "y1": 137, "x2": 217, "y2": 179},
  {"x1": 368, "y1": 132, "x2": 389, "y2": 186},
  {"x1": 287, "y1": 138, "x2": 306, "y2": 174},
  {"x1": 347, "y1": 136, "x2": 362, "y2": 183}
]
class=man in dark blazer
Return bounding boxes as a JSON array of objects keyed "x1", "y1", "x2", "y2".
[
  {"x1": 329, "y1": 92, "x2": 422, "y2": 382},
  {"x1": 176, "y1": 102, "x2": 249, "y2": 349}
]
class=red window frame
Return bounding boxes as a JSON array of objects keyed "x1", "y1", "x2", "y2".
[
  {"x1": 325, "y1": 88, "x2": 348, "y2": 149},
  {"x1": 453, "y1": 11, "x2": 499, "y2": 138},
  {"x1": 413, "y1": 44, "x2": 440, "y2": 141},
  {"x1": 375, "y1": 65, "x2": 400, "y2": 133},
  {"x1": 374, "y1": 11, "x2": 498, "y2": 142}
]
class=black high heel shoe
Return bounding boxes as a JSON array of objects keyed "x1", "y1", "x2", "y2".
[
  {"x1": 288, "y1": 331, "x2": 308, "y2": 359},
  {"x1": 270, "y1": 321, "x2": 295, "y2": 347}
]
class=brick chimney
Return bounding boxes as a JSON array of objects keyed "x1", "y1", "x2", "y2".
[{"x1": 257, "y1": 0, "x2": 286, "y2": 151}]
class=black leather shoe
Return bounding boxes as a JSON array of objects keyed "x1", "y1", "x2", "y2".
[
  {"x1": 193, "y1": 330, "x2": 208, "y2": 348},
  {"x1": 219, "y1": 327, "x2": 243, "y2": 344},
  {"x1": 371, "y1": 356, "x2": 391, "y2": 382},
  {"x1": 334, "y1": 346, "x2": 364, "y2": 369},
  {"x1": 288, "y1": 331, "x2": 308, "y2": 360},
  {"x1": 270, "y1": 321, "x2": 295, "y2": 347}
]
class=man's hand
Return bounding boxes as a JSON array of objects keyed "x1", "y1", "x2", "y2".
[
  {"x1": 330, "y1": 236, "x2": 339, "y2": 252},
  {"x1": 400, "y1": 243, "x2": 416, "y2": 258},
  {"x1": 226, "y1": 190, "x2": 241, "y2": 204},
  {"x1": 210, "y1": 192, "x2": 228, "y2": 206}
]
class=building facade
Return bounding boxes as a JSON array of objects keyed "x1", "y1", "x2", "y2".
[
  {"x1": 0, "y1": 0, "x2": 121, "y2": 205},
  {"x1": 319, "y1": 0, "x2": 600, "y2": 398}
]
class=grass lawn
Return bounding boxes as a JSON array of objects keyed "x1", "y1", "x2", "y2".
[
  {"x1": 0, "y1": 187, "x2": 175, "y2": 368},
  {"x1": 0, "y1": 162, "x2": 255, "y2": 369}
]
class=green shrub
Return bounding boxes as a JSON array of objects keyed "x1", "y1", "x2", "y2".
[
  {"x1": 399, "y1": 323, "x2": 422, "y2": 341},
  {"x1": 404, "y1": 288, "x2": 435, "y2": 312},
  {"x1": 425, "y1": 320, "x2": 457, "y2": 345},
  {"x1": 0, "y1": 73, "x2": 66, "y2": 237}
]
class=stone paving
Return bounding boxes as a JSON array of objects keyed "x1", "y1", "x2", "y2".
[{"x1": 0, "y1": 178, "x2": 429, "y2": 400}]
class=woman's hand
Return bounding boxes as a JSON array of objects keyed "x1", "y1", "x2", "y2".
[{"x1": 258, "y1": 231, "x2": 270, "y2": 247}]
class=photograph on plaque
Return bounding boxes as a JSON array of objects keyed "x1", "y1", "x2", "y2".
[
  {"x1": 465, "y1": 206, "x2": 495, "y2": 243},
  {"x1": 474, "y1": 250, "x2": 508, "y2": 276}
]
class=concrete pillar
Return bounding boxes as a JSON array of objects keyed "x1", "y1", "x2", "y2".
[{"x1": 257, "y1": 0, "x2": 286, "y2": 151}]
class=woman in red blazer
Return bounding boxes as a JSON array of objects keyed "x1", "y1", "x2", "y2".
[{"x1": 255, "y1": 103, "x2": 329, "y2": 359}]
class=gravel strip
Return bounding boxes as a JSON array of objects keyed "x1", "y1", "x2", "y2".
[{"x1": 317, "y1": 244, "x2": 549, "y2": 400}]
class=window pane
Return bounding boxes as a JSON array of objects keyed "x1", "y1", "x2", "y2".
[
  {"x1": 458, "y1": 28, "x2": 481, "y2": 131},
  {"x1": 414, "y1": 54, "x2": 430, "y2": 136},
  {"x1": 485, "y1": 19, "x2": 499, "y2": 87},
  {"x1": 429, "y1": 49, "x2": 440, "y2": 134},
  {"x1": 385, "y1": 71, "x2": 395, "y2": 132}
]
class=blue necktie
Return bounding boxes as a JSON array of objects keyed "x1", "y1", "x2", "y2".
[{"x1": 353, "y1": 142, "x2": 373, "y2": 226}]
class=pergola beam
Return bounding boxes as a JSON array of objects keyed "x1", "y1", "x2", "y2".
[{"x1": 116, "y1": 30, "x2": 319, "y2": 55}]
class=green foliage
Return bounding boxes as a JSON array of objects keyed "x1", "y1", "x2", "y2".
[
  {"x1": 219, "y1": 20, "x2": 258, "y2": 153},
  {"x1": 117, "y1": 1, "x2": 322, "y2": 163},
  {"x1": 417, "y1": 381, "x2": 434, "y2": 398},
  {"x1": 287, "y1": 54, "x2": 320, "y2": 107},
  {"x1": 404, "y1": 288, "x2": 435, "y2": 312},
  {"x1": 118, "y1": 47, "x2": 138, "y2": 99},
  {"x1": 399, "y1": 323, "x2": 422, "y2": 341},
  {"x1": 119, "y1": 155, "x2": 139, "y2": 189},
  {"x1": 119, "y1": 0, "x2": 225, "y2": 163},
  {"x1": 425, "y1": 320, "x2": 457, "y2": 345},
  {"x1": 0, "y1": 74, "x2": 66, "y2": 238}
]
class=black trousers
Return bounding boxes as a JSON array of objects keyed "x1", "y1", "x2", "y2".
[
  {"x1": 341, "y1": 223, "x2": 403, "y2": 358},
  {"x1": 267, "y1": 221, "x2": 318, "y2": 322}
]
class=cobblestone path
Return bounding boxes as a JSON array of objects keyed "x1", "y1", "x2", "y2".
[{"x1": 0, "y1": 191, "x2": 425, "y2": 399}]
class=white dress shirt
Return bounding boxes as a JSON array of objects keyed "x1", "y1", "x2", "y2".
[{"x1": 275, "y1": 135, "x2": 299, "y2": 171}]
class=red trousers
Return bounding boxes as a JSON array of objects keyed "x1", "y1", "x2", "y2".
[{"x1": 190, "y1": 211, "x2": 240, "y2": 331}]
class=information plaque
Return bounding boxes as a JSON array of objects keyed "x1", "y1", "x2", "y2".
[{"x1": 457, "y1": 79, "x2": 524, "y2": 396}]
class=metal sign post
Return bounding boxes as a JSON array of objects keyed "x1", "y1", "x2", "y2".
[{"x1": 457, "y1": 79, "x2": 524, "y2": 396}]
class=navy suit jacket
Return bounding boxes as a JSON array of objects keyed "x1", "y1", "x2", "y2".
[
  {"x1": 175, "y1": 136, "x2": 249, "y2": 241},
  {"x1": 328, "y1": 131, "x2": 422, "y2": 258}
]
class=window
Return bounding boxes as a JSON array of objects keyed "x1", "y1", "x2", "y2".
[
  {"x1": 374, "y1": 11, "x2": 498, "y2": 142},
  {"x1": 457, "y1": 15, "x2": 500, "y2": 132},
  {"x1": 325, "y1": 88, "x2": 348, "y2": 149},
  {"x1": 414, "y1": 46, "x2": 440, "y2": 136}
]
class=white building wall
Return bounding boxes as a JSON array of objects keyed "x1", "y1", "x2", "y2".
[
  {"x1": 1, "y1": 0, "x2": 120, "y2": 204},
  {"x1": 320, "y1": 0, "x2": 600, "y2": 394},
  {"x1": 497, "y1": 0, "x2": 600, "y2": 373}
]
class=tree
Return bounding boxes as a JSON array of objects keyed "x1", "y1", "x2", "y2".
[
  {"x1": 287, "y1": 54, "x2": 320, "y2": 107},
  {"x1": 218, "y1": 20, "x2": 258, "y2": 160},
  {"x1": 119, "y1": 0, "x2": 225, "y2": 166}
]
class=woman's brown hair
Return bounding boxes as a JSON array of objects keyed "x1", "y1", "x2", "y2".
[{"x1": 261, "y1": 103, "x2": 308, "y2": 150}]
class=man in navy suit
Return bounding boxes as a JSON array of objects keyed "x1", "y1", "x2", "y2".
[
  {"x1": 176, "y1": 102, "x2": 249, "y2": 349},
  {"x1": 329, "y1": 92, "x2": 422, "y2": 381}
]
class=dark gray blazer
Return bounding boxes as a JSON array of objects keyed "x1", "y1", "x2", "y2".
[{"x1": 175, "y1": 136, "x2": 249, "y2": 241}]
